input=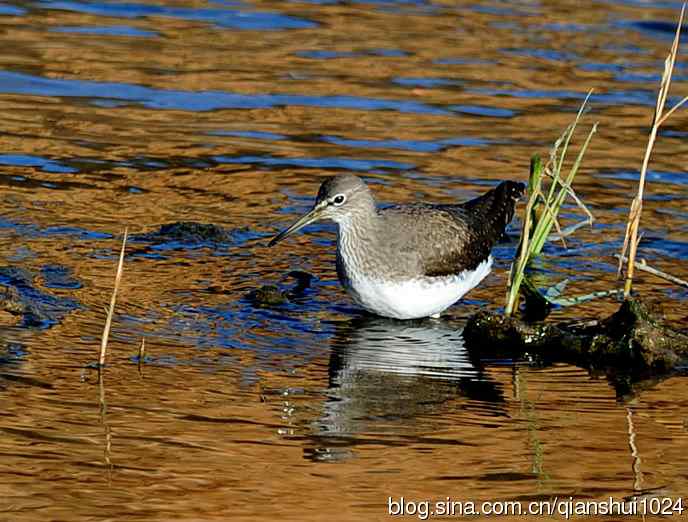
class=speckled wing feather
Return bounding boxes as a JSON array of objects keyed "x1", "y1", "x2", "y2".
[{"x1": 380, "y1": 181, "x2": 524, "y2": 278}]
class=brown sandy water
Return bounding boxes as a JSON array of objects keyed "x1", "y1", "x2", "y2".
[{"x1": 0, "y1": 0, "x2": 686, "y2": 520}]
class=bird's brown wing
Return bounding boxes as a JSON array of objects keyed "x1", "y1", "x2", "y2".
[{"x1": 380, "y1": 181, "x2": 524, "y2": 278}]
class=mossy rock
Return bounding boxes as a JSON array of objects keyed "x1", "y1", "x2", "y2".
[
  {"x1": 0, "y1": 285, "x2": 25, "y2": 315},
  {"x1": 133, "y1": 222, "x2": 234, "y2": 245},
  {"x1": 244, "y1": 271, "x2": 315, "y2": 309},
  {"x1": 0, "y1": 267, "x2": 78, "y2": 328},
  {"x1": 464, "y1": 298, "x2": 688, "y2": 378},
  {"x1": 246, "y1": 285, "x2": 289, "y2": 307},
  {"x1": 157, "y1": 222, "x2": 231, "y2": 243},
  {"x1": 586, "y1": 299, "x2": 686, "y2": 373}
]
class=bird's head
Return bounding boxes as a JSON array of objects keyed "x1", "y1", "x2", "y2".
[{"x1": 269, "y1": 173, "x2": 374, "y2": 246}]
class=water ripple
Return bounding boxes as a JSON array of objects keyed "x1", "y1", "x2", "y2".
[
  {"x1": 0, "y1": 154, "x2": 77, "y2": 173},
  {"x1": 0, "y1": 3, "x2": 25, "y2": 15},
  {"x1": 0, "y1": 70, "x2": 450, "y2": 115},
  {"x1": 212, "y1": 154, "x2": 414, "y2": 171},
  {"x1": 321, "y1": 135, "x2": 492, "y2": 152}
]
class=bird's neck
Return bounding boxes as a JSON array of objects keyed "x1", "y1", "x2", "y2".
[
  {"x1": 335, "y1": 198, "x2": 380, "y2": 282},
  {"x1": 335, "y1": 198, "x2": 378, "y2": 241}
]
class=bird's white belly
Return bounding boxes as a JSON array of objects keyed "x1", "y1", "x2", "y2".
[{"x1": 343, "y1": 257, "x2": 492, "y2": 320}]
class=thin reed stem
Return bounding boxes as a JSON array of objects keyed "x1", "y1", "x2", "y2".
[
  {"x1": 615, "y1": 254, "x2": 688, "y2": 289},
  {"x1": 99, "y1": 228, "x2": 128, "y2": 368}
]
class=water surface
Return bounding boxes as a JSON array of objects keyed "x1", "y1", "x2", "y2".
[{"x1": 0, "y1": 0, "x2": 687, "y2": 520}]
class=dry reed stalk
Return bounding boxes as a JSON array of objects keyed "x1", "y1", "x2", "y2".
[
  {"x1": 98, "y1": 228, "x2": 128, "y2": 368},
  {"x1": 620, "y1": 4, "x2": 687, "y2": 297}
]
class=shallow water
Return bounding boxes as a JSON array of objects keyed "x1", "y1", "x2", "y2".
[{"x1": 0, "y1": 0, "x2": 687, "y2": 520}]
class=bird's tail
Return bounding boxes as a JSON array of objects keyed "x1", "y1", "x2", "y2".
[{"x1": 460, "y1": 180, "x2": 525, "y2": 244}]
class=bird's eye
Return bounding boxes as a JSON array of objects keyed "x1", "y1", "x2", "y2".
[{"x1": 332, "y1": 194, "x2": 346, "y2": 206}]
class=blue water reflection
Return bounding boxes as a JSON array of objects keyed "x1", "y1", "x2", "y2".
[
  {"x1": 51, "y1": 25, "x2": 159, "y2": 37},
  {"x1": 0, "y1": 70, "x2": 450, "y2": 114}
]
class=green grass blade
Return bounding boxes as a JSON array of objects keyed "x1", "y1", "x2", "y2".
[
  {"x1": 504, "y1": 92, "x2": 597, "y2": 316},
  {"x1": 530, "y1": 121, "x2": 597, "y2": 257}
]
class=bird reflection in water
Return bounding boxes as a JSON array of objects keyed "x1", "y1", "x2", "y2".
[{"x1": 303, "y1": 317, "x2": 506, "y2": 463}]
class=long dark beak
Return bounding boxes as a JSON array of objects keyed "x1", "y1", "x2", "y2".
[{"x1": 268, "y1": 203, "x2": 325, "y2": 247}]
